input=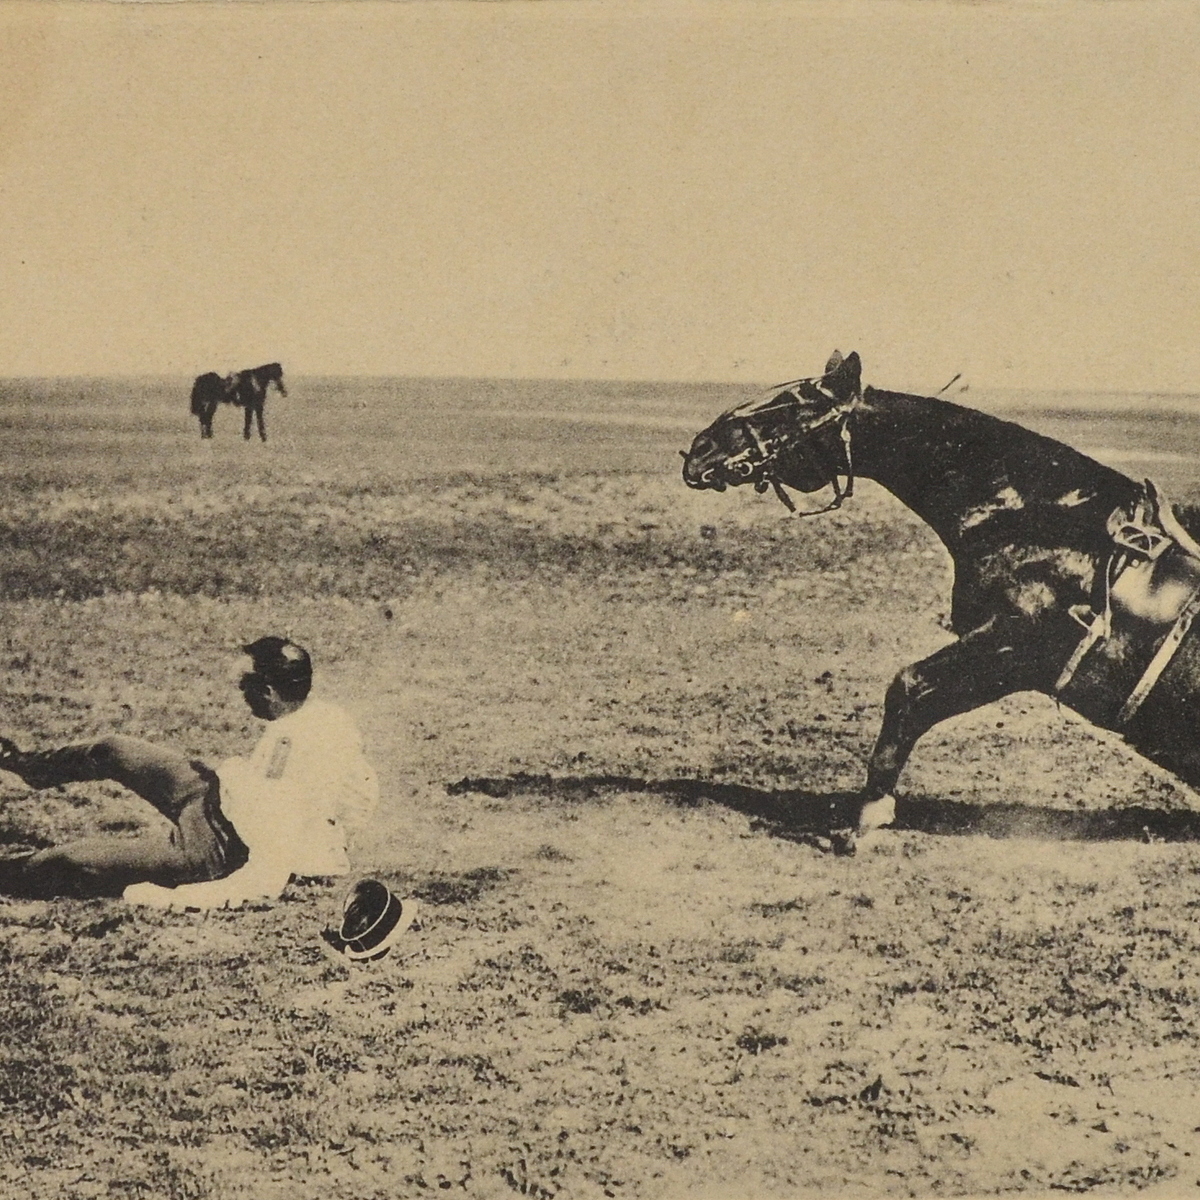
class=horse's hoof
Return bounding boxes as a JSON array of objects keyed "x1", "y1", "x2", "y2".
[{"x1": 857, "y1": 794, "x2": 897, "y2": 834}]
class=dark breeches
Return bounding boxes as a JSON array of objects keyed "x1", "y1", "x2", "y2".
[{"x1": 0, "y1": 736, "x2": 247, "y2": 899}]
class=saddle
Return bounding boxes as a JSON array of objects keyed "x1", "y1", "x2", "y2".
[
  {"x1": 1057, "y1": 480, "x2": 1200, "y2": 721},
  {"x1": 1109, "y1": 483, "x2": 1200, "y2": 622}
]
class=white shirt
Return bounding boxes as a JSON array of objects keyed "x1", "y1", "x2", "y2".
[{"x1": 124, "y1": 697, "x2": 379, "y2": 910}]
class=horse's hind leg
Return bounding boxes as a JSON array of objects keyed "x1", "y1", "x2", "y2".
[
  {"x1": 840, "y1": 619, "x2": 1044, "y2": 851},
  {"x1": 255, "y1": 403, "x2": 266, "y2": 442},
  {"x1": 243, "y1": 405, "x2": 253, "y2": 440}
]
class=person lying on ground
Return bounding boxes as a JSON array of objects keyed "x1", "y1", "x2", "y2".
[{"x1": 0, "y1": 636, "x2": 379, "y2": 908}]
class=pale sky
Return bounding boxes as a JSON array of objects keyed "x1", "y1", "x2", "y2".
[{"x1": 1, "y1": 0, "x2": 1198, "y2": 391}]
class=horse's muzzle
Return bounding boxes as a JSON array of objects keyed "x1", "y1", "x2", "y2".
[{"x1": 680, "y1": 453, "x2": 726, "y2": 491}]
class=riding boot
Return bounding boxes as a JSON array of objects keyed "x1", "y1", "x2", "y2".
[{"x1": 0, "y1": 738, "x2": 111, "y2": 791}]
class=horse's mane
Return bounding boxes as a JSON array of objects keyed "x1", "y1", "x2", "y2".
[{"x1": 867, "y1": 385, "x2": 1136, "y2": 481}]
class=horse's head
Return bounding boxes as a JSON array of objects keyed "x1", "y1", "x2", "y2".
[
  {"x1": 265, "y1": 362, "x2": 287, "y2": 397},
  {"x1": 682, "y1": 351, "x2": 862, "y2": 506}
]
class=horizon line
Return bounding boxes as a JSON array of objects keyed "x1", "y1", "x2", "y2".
[{"x1": 2, "y1": 372, "x2": 1200, "y2": 400}]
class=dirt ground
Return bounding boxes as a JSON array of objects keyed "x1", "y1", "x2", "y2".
[{"x1": 2, "y1": 381, "x2": 1200, "y2": 1199}]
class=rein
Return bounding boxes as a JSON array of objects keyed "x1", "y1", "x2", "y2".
[{"x1": 726, "y1": 385, "x2": 861, "y2": 517}]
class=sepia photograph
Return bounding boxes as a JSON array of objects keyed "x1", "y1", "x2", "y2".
[{"x1": 1, "y1": 1, "x2": 1200, "y2": 1196}]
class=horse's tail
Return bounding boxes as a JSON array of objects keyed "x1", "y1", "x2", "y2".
[
  {"x1": 191, "y1": 372, "x2": 227, "y2": 415},
  {"x1": 190, "y1": 376, "x2": 208, "y2": 416}
]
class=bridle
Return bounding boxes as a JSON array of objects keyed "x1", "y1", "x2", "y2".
[{"x1": 718, "y1": 378, "x2": 861, "y2": 516}]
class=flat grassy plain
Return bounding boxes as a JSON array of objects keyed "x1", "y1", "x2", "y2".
[{"x1": 3, "y1": 378, "x2": 1200, "y2": 1199}]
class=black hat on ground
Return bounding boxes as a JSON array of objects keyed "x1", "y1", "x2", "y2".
[{"x1": 325, "y1": 879, "x2": 418, "y2": 962}]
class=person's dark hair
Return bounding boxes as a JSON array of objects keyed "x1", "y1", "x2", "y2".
[{"x1": 242, "y1": 636, "x2": 313, "y2": 702}]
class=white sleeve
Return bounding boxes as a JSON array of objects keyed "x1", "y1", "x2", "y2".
[{"x1": 123, "y1": 855, "x2": 292, "y2": 910}]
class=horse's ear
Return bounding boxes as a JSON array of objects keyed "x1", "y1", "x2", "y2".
[{"x1": 823, "y1": 350, "x2": 861, "y2": 402}]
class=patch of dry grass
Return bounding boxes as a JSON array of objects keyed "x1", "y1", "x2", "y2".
[{"x1": 1, "y1": 381, "x2": 1199, "y2": 1197}]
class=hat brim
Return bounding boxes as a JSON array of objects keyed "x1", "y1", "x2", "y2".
[{"x1": 341, "y1": 897, "x2": 419, "y2": 961}]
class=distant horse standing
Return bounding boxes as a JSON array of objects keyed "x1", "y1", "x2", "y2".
[
  {"x1": 190, "y1": 363, "x2": 286, "y2": 441},
  {"x1": 683, "y1": 350, "x2": 1200, "y2": 853}
]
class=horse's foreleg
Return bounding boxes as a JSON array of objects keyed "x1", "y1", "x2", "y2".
[
  {"x1": 243, "y1": 406, "x2": 253, "y2": 440},
  {"x1": 841, "y1": 621, "x2": 1042, "y2": 850},
  {"x1": 865, "y1": 623, "x2": 1040, "y2": 799},
  {"x1": 255, "y1": 404, "x2": 266, "y2": 442}
]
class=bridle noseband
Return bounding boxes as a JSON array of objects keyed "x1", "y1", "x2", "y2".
[{"x1": 721, "y1": 379, "x2": 861, "y2": 516}]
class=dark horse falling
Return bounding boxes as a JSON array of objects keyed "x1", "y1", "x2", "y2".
[
  {"x1": 682, "y1": 350, "x2": 1200, "y2": 853},
  {"x1": 190, "y1": 362, "x2": 287, "y2": 441}
]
